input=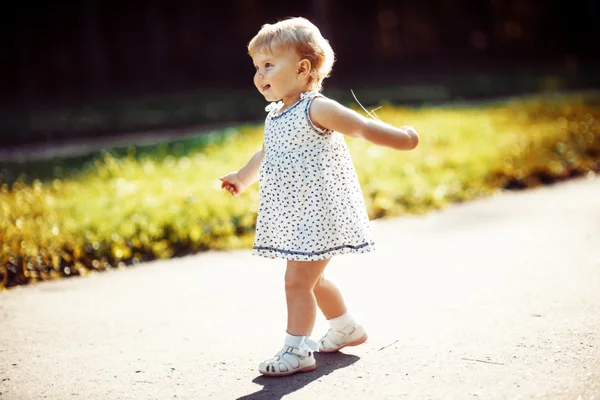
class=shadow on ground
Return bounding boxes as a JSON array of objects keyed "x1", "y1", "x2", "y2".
[{"x1": 236, "y1": 352, "x2": 360, "y2": 400}]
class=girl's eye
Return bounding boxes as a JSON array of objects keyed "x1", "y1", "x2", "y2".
[{"x1": 265, "y1": 63, "x2": 272, "y2": 68}]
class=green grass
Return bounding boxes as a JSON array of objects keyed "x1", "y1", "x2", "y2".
[{"x1": 1, "y1": 91, "x2": 598, "y2": 289}]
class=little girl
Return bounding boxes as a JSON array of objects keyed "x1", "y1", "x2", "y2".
[{"x1": 219, "y1": 17, "x2": 418, "y2": 377}]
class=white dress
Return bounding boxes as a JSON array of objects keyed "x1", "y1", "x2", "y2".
[{"x1": 252, "y1": 91, "x2": 375, "y2": 261}]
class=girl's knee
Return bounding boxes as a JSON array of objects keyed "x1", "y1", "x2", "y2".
[
  {"x1": 285, "y1": 271, "x2": 313, "y2": 292},
  {"x1": 285, "y1": 259, "x2": 329, "y2": 292},
  {"x1": 313, "y1": 275, "x2": 325, "y2": 291}
]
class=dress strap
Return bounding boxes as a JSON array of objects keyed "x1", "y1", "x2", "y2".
[
  {"x1": 303, "y1": 91, "x2": 332, "y2": 135},
  {"x1": 300, "y1": 91, "x2": 321, "y2": 101}
]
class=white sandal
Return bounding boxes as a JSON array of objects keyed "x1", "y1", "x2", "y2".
[
  {"x1": 259, "y1": 345, "x2": 316, "y2": 377},
  {"x1": 319, "y1": 323, "x2": 368, "y2": 353}
]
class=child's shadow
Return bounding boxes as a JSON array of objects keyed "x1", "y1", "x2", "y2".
[{"x1": 236, "y1": 352, "x2": 360, "y2": 400}]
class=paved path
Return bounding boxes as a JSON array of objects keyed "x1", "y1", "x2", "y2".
[{"x1": 1, "y1": 177, "x2": 599, "y2": 400}]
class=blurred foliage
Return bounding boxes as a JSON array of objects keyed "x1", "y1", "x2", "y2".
[
  {"x1": 3, "y1": 71, "x2": 597, "y2": 147},
  {"x1": 1, "y1": 92, "x2": 598, "y2": 289}
]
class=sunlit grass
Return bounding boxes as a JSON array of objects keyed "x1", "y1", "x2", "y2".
[{"x1": 1, "y1": 92, "x2": 598, "y2": 289}]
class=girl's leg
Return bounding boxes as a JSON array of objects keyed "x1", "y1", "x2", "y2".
[
  {"x1": 313, "y1": 266, "x2": 368, "y2": 353},
  {"x1": 285, "y1": 258, "x2": 330, "y2": 335},
  {"x1": 259, "y1": 259, "x2": 329, "y2": 376},
  {"x1": 313, "y1": 272, "x2": 347, "y2": 320}
]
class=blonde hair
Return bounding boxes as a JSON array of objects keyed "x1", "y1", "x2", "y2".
[{"x1": 248, "y1": 17, "x2": 335, "y2": 92}]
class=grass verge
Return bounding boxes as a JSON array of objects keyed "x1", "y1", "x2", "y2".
[{"x1": 1, "y1": 91, "x2": 598, "y2": 289}]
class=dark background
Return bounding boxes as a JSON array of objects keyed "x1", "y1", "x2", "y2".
[{"x1": 1, "y1": 0, "x2": 599, "y2": 147}]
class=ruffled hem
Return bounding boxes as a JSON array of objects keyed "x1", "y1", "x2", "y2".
[
  {"x1": 252, "y1": 242, "x2": 375, "y2": 261},
  {"x1": 265, "y1": 102, "x2": 281, "y2": 112}
]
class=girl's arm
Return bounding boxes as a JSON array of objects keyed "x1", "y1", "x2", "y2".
[
  {"x1": 237, "y1": 146, "x2": 265, "y2": 186},
  {"x1": 309, "y1": 97, "x2": 419, "y2": 150},
  {"x1": 219, "y1": 146, "x2": 264, "y2": 196}
]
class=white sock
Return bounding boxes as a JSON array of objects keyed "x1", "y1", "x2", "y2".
[
  {"x1": 284, "y1": 333, "x2": 319, "y2": 353},
  {"x1": 284, "y1": 333, "x2": 305, "y2": 348},
  {"x1": 328, "y1": 312, "x2": 356, "y2": 332}
]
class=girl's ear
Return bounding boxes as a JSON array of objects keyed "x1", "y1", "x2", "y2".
[{"x1": 297, "y1": 59, "x2": 311, "y2": 79}]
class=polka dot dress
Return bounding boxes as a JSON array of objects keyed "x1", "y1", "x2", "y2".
[{"x1": 252, "y1": 91, "x2": 375, "y2": 261}]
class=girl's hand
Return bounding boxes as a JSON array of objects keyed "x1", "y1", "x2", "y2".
[
  {"x1": 400, "y1": 126, "x2": 417, "y2": 134},
  {"x1": 400, "y1": 126, "x2": 419, "y2": 148},
  {"x1": 219, "y1": 172, "x2": 247, "y2": 197}
]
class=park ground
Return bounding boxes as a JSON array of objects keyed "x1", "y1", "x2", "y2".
[{"x1": 1, "y1": 176, "x2": 599, "y2": 400}]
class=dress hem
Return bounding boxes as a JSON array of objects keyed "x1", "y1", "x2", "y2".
[{"x1": 252, "y1": 242, "x2": 375, "y2": 261}]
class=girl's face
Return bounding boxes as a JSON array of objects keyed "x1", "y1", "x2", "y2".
[{"x1": 252, "y1": 47, "x2": 307, "y2": 105}]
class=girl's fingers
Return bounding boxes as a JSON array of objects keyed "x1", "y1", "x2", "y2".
[{"x1": 219, "y1": 180, "x2": 240, "y2": 196}]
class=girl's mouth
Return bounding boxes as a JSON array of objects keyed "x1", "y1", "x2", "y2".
[{"x1": 262, "y1": 84, "x2": 271, "y2": 91}]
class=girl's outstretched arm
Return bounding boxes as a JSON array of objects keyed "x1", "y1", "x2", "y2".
[{"x1": 309, "y1": 97, "x2": 419, "y2": 150}]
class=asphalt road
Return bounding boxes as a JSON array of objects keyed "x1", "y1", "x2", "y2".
[{"x1": 1, "y1": 176, "x2": 599, "y2": 400}]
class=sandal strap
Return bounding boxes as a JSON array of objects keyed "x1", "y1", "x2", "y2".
[
  {"x1": 321, "y1": 329, "x2": 345, "y2": 346},
  {"x1": 262, "y1": 346, "x2": 313, "y2": 374},
  {"x1": 293, "y1": 336, "x2": 319, "y2": 354}
]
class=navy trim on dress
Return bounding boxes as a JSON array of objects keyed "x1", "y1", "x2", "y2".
[
  {"x1": 304, "y1": 94, "x2": 333, "y2": 136},
  {"x1": 270, "y1": 97, "x2": 304, "y2": 119},
  {"x1": 253, "y1": 241, "x2": 374, "y2": 256}
]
